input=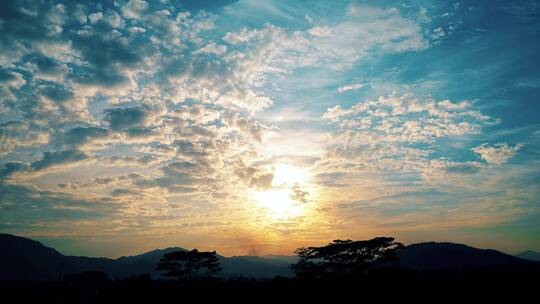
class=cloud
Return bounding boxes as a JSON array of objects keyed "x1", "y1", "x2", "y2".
[
  {"x1": 121, "y1": 0, "x2": 148, "y2": 19},
  {"x1": 150, "y1": 159, "x2": 217, "y2": 193},
  {"x1": 234, "y1": 160, "x2": 274, "y2": 190},
  {"x1": 0, "y1": 182, "x2": 119, "y2": 234},
  {"x1": 323, "y1": 93, "x2": 495, "y2": 144},
  {"x1": 337, "y1": 83, "x2": 365, "y2": 93},
  {"x1": 99, "y1": 155, "x2": 158, "y2": 167},
  {"x1": 30, "y1": 150, "x2": 90, "y2": 171},
  {"x1": 222, "y1": 112, "x2": 266, "y2": 141},
  {"x1": 224, "y1": 4, "x2": 427, "y2": 71},
  {"x1": 24, "y1": 52, "x2": 69, "y2": 82},
  {"x1": 0, "y1": 162, "x2": 28, "y2": 180},
  {"x1": 39, "y1": 82, "x2": 74, "y2": 103},
  {"x1": 111, "y1": 188, "x2": 140, "y2": 197},
  {"x1": 0, "y1": 121, "x2": 49, "y2": 156},
  {"x1": 63, "y1": 126, "x2": 111, "y2": 148},
  {"x1": 290, "y1": 183, "x2": 309, "y2": 204},
  {"x1": 0, "y1": 70, "x2": 26, "y2": 109},
  {"x1": 0, "y1": 0, "x2": 65, "y2": 68},
  {"x1": 472, "y1": 143, "x2": 524, "y2": 165},
  {"x1": 317, "y1": 93, "x2": 500, "y2": 181},
  {"x1": 427, "y1": 160, "x2": 482, "y2": 176},
  {"x1": 104, "y1": 104, "x2": 163, "y2": 131},
  {"x1": 0, "y1": 150, "x2": 91, "y2": 180},
  {"x1": 443, "y1": 162, "x2": 482, "y2": 174}
]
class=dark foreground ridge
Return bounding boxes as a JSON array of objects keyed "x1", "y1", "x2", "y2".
[{"x1": 1, "y1": 234, "x2": 538, "y2": 302}]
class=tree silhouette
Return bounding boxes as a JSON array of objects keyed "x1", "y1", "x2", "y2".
[
  {"x1": 291, "y1": 237, "x2": 404, "y2": 279},
  {"x1": 156, "y1": 249, "x2": 222, "y2": 280}
]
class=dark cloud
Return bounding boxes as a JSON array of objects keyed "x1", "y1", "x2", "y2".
[
  {"x1": 444, "y1": 163, "x2": 481, "y2": 174},
  {"x1": 0, "y1": 0, "x2": 60, "y2": 63},
  {"x1": 0, "y1": 69, "x2": 23, "y2": 83},
  {"x1": 67, "y1": 30, "x2": 143, "y2": 87},
  {"x1": 111, "y1": 188, "x2": 139, "y2": 197},
  {"x1": 0, "y1": 150, "x2": 91, "y2": 180},
  {"x1": 63, "y1": 126, "x2": 110, "y2": 146},
  {"x1": 160, "y1": 160, "x2": 213, "y2": 177},
  {"x1": 100, "y1": 155, "x2": 157, "y2": 166},
  {"x1": 144, "y1": 160, "x2": 215, "y2": 191},
  {"x1": 249, "y1": 173, "x2": 274, "y2": 189},
  {"x1": 28, "y1": 52, "x2": 67, "y2": 77},
  {"x1": 155, "y1": 174, "x2": 196, "y2": 189},
  {"x1": 174, "y1": 139, "x2": 210, "y2": 157},
  {"x1": 125, "y1": 127, "x2": 156, "y2": 139},
  {"x1": 39, "y1": 82, "x2": 74, "y2": 102},
  {"x1": 31, "y1": 150, "x2": 90, "y2": 171},
  {"x1": 290, "y1": 183, "x2": 309, "y2": 204},
  {"x1": 0, "y1": 162, "x2": 29, "y2": 180},
  {"x1": 0, "y1": 183, "x2": 118, "y2": 226},
  {"x1": 234, "y1": 161, "x2": 274, "y2": 189},
  {"x1": 119, "y1": 160, "x2": 213, "y2": 193},
  {"x1": 104, "y1": 105, "x2": 159, "y2": 131},
  {"x1": 164, "y1": 185, "x2": 197, "y2": 193}
]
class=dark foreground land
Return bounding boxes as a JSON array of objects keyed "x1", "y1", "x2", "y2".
[
  {"x1": 2, "y1": 234, "x2": 539, "y2": 302},
  {"x1": 2, "y1": 265, "x2": 539, "y2": 303}
]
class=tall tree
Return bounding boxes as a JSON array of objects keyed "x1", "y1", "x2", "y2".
[
  {"x1": 157, "y1": 249, "x2": 221, "y2": 280},
  {"x1": 291, "y1": 237, "x2": 404, "y2": 279}
]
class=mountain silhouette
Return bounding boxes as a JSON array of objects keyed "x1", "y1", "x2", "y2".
[
  {"x1": 516, "y1": 250, "x2": 540, "y2": 261},
  {"x1": 1, "y1": 234, "x2": 535, "y2": 282},
  {"x1": 0, "y1": 233, "x2": 65, "y2": 281},
  {"x1": 398, "y1": 242, "x2": 530, "y2": 271},
  {"x1": 261, "y1": 254, "x2": 300, "y2": 264},
  {"x1": 220, "y1": 255, "x2": 293, "y2": 278},
  {"x1": 0, "y1": 234, "x2": 291, "y2": 281}
]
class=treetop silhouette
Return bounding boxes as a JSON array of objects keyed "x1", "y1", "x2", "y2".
[
  {"x1": 291, "y1": 237, "x2": 404, "y2": 279},
  {"x1": 156, "y1": 249, "x2": 221, "y2": 280}
]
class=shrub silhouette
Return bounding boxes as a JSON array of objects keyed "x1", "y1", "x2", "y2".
[
  {"x1": 291, "y1": 237, "x2": 404, "y2": 279},
  {"x1": 156, "y1": 249, "x2": 221, "y2": 280}
]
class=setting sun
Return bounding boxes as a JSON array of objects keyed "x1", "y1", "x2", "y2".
[
  {"x1": 251, "y1": 163, "x2": 311, "y2": 219},
  {"x1": 254, "y1": 189, "x2": 303, "y2": 219}
]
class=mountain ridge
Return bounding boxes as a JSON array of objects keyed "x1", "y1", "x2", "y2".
[
  {"x1": 0, "y1": 234, "x2": 534, "y2": 282},
  {"x1": 516, "y1": 250, "x2": 540, "y2": 261}
]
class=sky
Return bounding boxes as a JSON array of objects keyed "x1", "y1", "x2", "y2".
[{"x1": 0, "y1": 0, "x2": 539, "y2": 258}]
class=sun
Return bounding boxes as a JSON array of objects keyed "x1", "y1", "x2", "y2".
[
  {"x1": 254, "y1": 189, "x2": 302, "y2": 219},
  {"x1": 252, "y1": 163, "x2": 310, "y2": 220}
]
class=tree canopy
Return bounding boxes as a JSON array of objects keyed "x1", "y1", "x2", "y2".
[
  {"x1": 291, "y1": 237, "x2": 404, "y2": 279},
  {"x1": 156, "y1": 249, "x2": 222, "y2": 280}
]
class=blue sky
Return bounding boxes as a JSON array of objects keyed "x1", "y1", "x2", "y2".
[{"x1": 0, "y1": 0, "x2": 539, "y2": 257}]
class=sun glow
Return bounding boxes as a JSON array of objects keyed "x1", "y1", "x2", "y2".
[
  {"x1": 254, "y1": 189, "x2": 302, "y2": 219},
  {"x1": 253, "y1": 164, "x2": 310, "y2": 220},
  {"x1": 272, "y1": 164, "x2": 309, "y2": 186}
]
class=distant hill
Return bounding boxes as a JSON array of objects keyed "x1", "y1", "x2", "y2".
[
  {"x1": 0, "y1": 234, "x2": 534, "y2": 282},
  {"x1": 398, "y1": 242, "x2": 530, "y2": 271},
  {"x1": 0, "y1": 234, "x2": 291, "y2": 281},
  {"x1": 0, "y1": 233, "x2": 65, "y2": 281},
  {"x1": 516, "y1": 250, "x2": 540, "y2": 262},
  {"x1": 261, "y1": 254, "x2": 299, "y2": 264},
  {"x1": 113, "y1": 248, "x2": 293, "y2": 278},
  {"x1": 221, "y1": 256, "x2": 292, "y2": 278}
]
